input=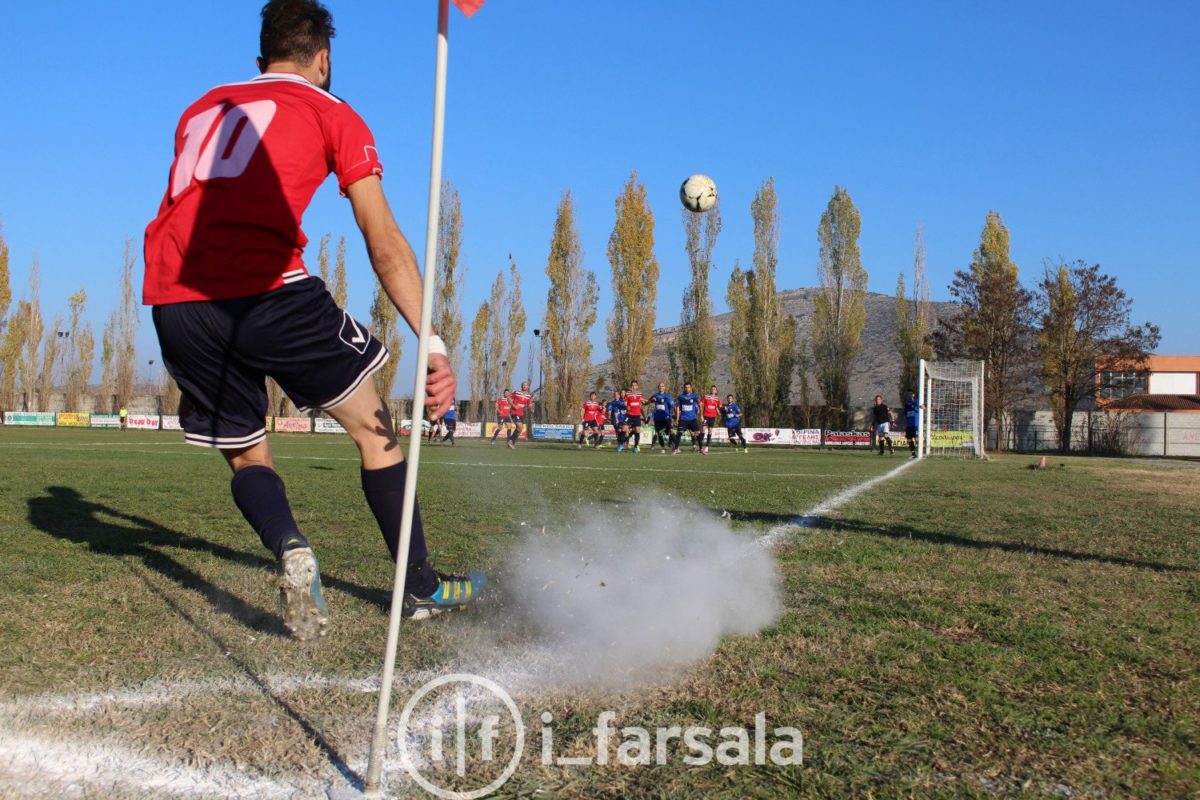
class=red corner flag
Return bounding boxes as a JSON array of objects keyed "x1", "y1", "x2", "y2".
[{"x1": 452, "y1": 0, "x2": 485, "y2": 17}]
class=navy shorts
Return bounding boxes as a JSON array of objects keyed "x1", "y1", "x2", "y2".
[
  {"x1": 678, "y1": 417, "x2": 701, "y2": 434},
  {"x1": 152, "y1": 278, "x2": 387, "y2": 449},
  {"x1": 653, "y1": 418, "x2": 671, "y2": 433}
]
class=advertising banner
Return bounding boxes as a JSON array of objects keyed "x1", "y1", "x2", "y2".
[
  {"x1": 161, "y1": 415, "x2": 183, "y2": 431},
  {"x1": 398, "y1": 419, "x2": 432, "y2": 436},
  {"x1": 273, "y1": 416, "x2": 312, "y2": 433},
  {"x1": 126, "y1": 415, "x2": 161, "y2": 430},
  {"x1": 532, "y1": 424, "x2": 575, "y2": 441},
  {"x1": 928, "y1": 430, "x2": 974, "y2": 449},
  {"x1": 454, "y1": 421, "x2": 482, "y2": 438},
  {"x1": 791, "y1": 428, "x2": 822, "y2": 446},
  {"x1": 825, "y1": 430, "x2": 872, "y2": 446},
  {"x1": 90, "y1": 414, "x2": 122, "y2": 428},
  {"x1": 743, "y1": 428, "x2": 793, "y2": 445},
  {"x1": 55, "y1": 412, "x2": 91, "y2": 427},
  {"x1": 314, "y1": 417, "x2": 347, "y2": 434},
  {"x1": 4, "y1": 411, "x2": 56, "y2": 426},
  {"x1": 484, "y1": 422, "x2": 527, "y2": 439}
]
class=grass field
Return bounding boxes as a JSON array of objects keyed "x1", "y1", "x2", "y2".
[{"x1": 0, "y1": 428, "x2": 1196, "y2": 799}]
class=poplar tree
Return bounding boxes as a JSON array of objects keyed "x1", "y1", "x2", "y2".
[
  {"x1": 726, "y1": 179, "x2": 795, "y2": 426},
  {"x1": 605, "y1": 173, "x2": 658, "y2": 387},
  {"x1": 39, "y1": 314, "x2": 63, "y2": 410},
  {"x1": 671, "y1": 199, "x2": 720, "y2": 389},
  {"x1": 19, "y1": 258, "x2": 43, "y2": 411},
  {"x1": 99, "y1": 315, "x2": 117, "y2": 411},
  {"x1": 500, "y1": 255, "x2": 525, "y2": 393},
  {"x1": 64, "y1": 289, "x2": 94, "y2": 412},
  {"x1": 434, "y1": 180, "x2": 465, "y2": 369},
  {"x1": 812, "y1": 186, "x2": 868, "y2": 427},
  {"x1": 0, "y1": 225, "x2": 10, "y2": 337},
  {"x1": 115, "y1": 242, "x2": 139, "y2": 412},
  {"x1": 467, "y1": 301, "x2": 490, "y2": 419},
  {"x1": 934, "y1": 211, "x2": 1033, "y2": 450},
  {"x1": 1, "y1": 302, "x2": 29, "y2": 410},
  {"x1": 542, "y1": 191, "x2": 597, "y2": 421},
  {"x1": 1035, "y1": 260, "x2": 1159, "y2": 451},
  {"x1": 331, "y1": 235, "x2": 349, "y2": 308},
  {"x1": 316, "y1": 233, "x2": 332, "y2": 284},
  {"x1": 370, "y1": 284, "x2": 403, "y2": 401},
  {"x1": 894, "y1": 224, "x2": 933, "y2": 400}
]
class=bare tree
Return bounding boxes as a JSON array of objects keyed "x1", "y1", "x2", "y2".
[
  {"x1": 671, "y1": 199, "x2": 720, "y2": 389},
  {"x1": 19, "y1": 257, "x2": 43, "y2": 411}
]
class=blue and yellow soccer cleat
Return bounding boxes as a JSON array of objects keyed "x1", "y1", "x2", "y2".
[
  {"x1": 403, "y1": 570, "x2": 487, "y2": 620},
  {"x1": 279, "y1": 546, "x2": 329, "y2": 641}
]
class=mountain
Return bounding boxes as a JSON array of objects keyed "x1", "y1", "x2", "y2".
[{"x1": 591, "y1": 289, "x2": 960, "y2": 410}]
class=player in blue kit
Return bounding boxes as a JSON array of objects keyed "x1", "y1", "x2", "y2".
[
  {"x1": 607, "y1": 390, "x2": 628, "y2": 452},
  {"x1": 671, "y1": 383, "x2": 702, "y2": 455},
  {"x1": 722, "y1": 394, "x2": 748, "y2": 452},
  {"x1": 648, "y1": 382, "x2": 674, "y2": 453},
  {"x1": 904, "y1": 391, "x2": 921, "y2": 458}
]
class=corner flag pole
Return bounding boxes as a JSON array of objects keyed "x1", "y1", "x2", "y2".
[{"x1": 361, "y1": 0, "x2": 450, "y2": 795}]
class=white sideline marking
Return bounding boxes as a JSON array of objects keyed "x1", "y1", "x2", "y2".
[
  {"x1": 0, "y1": 728, "x2": 303, "y2": 799},
  {"x1": 757, "y1": 458, "x2": 919, "y2": 547},
  {"x1": 0, "y1": 441, "x2": 853, "y2": 480}
]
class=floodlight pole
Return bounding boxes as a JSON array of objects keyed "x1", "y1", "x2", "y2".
[{"x1": 361, "y1": 0, "x2": 450, "y2": 795}]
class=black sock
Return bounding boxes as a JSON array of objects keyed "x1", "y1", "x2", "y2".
[
  {"x1": 633, "y1": 431, "x2": 641, "y2": 447},
  {"x1": 361, "y1": 462, "x2": 437, "y2": 597},
  {"x1": 231, "y1": 466, "x2": 307, "y2": 559}
]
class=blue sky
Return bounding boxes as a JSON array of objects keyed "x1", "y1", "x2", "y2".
[{"x1": 1, "y1": 1, "x2": 1196, "y2": 390}]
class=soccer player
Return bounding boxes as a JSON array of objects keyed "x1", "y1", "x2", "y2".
[
  {"x1": 722, "y1": 394, "x2": 748, "y2": 452},
  {"x1": 594, "y1": 407, "x2": 607, "y2": 448},
  {"x1": 872, "y1": 395, "x2": 896, "y2": 455},
  {"x1": 904, "y1": 391, "x2": 921, "y2": 458},
  {"x1": 490, "y1": 390, "x2": 513, "y2": 445},
  {"x1": 622, "y1": 380, "x2": 646, "y2": 453},
  {"x1": 143, "y1": 0, "x2": 481, "y2": 638},
  {"x1": 648, "y1": 382, "x2": 674, "y2": 453},
  {"x1": 440, "y1": 400, "x2": 457, "y2": 446},
  {"x1": 671, "y1": 383, "x2": 702, "y2": 455},
  {"x1": 579, "y1": 392, "x2": 602, "y2": 448},
  {"x1": 606, "y1": 390, "x2": 627, "y2": 451},
  {"x1": 700, "y1": 385, "x2": 722, "y2": 454},
  {"x1": 509, "y1": 381, "x2": 533, "y2": 448}
]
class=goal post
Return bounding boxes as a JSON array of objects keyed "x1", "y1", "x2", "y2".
[{"x1": 919, "y1": 359, "x2": 985, "y2": 458}]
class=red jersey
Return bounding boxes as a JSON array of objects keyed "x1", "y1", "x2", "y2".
[
  {"x1": 496, "y1": 397, "x2": 511, "y2": 416},
  {"x1": 143, "y1": 73, "x2": 383, "y2": 305},
  {"x1": 582, "y1": 401, "x2": 601, "y2": 422},
  {"x1": 701, "y1": 394, "x2": 722, "y2": 418},
  {"x1": 624, "y1": 391, "x2": 644, "y2": 417},
  {"x1": 511, "y1": 390, "x2": 532, "y2": 418}
]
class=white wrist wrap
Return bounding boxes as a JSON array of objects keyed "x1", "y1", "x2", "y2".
[{"x1": 427, "y1": 334, "x2": 448, "y2": 358}]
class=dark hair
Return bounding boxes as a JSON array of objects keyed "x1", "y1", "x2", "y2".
[{"x1": 260, "y1": 0, "x2": 335, "y2": 66}]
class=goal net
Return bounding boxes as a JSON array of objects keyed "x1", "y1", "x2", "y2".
[{"x1": 919, "y1": 359, "x2": 985, "y2": 458}]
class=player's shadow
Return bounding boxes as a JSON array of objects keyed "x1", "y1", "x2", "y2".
[
  {"x1": 27, "y1": 486, "x2": 365, "y2": 786},
  {"x1": 804, "y1": 516, "x2": 1195, "y2": 574},
  {"x1": 26, "y1": 486, "x2": 389, "y2": 633}
]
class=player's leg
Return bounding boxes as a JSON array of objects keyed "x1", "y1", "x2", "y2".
[
  {"x1": 445, "y1": 420, "x2": 456, "y2": 446},
  {"x1": 152, "y1": 300, "x2": 326, "y2": 641},
  {"x1": 632, "y1": 422, "x2": 641, "y2": 452}
]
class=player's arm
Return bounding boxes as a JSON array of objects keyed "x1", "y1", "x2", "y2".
[{"x1": 346, "y1": 176, "x2": 454, "y2": 415}]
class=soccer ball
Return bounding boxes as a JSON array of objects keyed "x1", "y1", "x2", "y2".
[{"x1": 679, "y1": 174, "x2": 717, "y2": 213}]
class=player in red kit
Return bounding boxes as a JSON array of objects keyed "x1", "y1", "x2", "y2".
[
  {"x1": 700, "y1": 385, "x2": 722, "y2": 455},
  {"x1": 621, "y1": 381, "x2": 646, "y2": 454},
  {"x1": 578, "y1": 392, "x2": 602, "y2": 448},
  {"x1": 143, "y1": 0, "x2": 482, "y2": 639},
  {"x1": 509, "y1": 381, "x2": 533, "y2": 448},
  {"x1": 490, "y1": 390, "x2": 514, "y2": 446}
]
